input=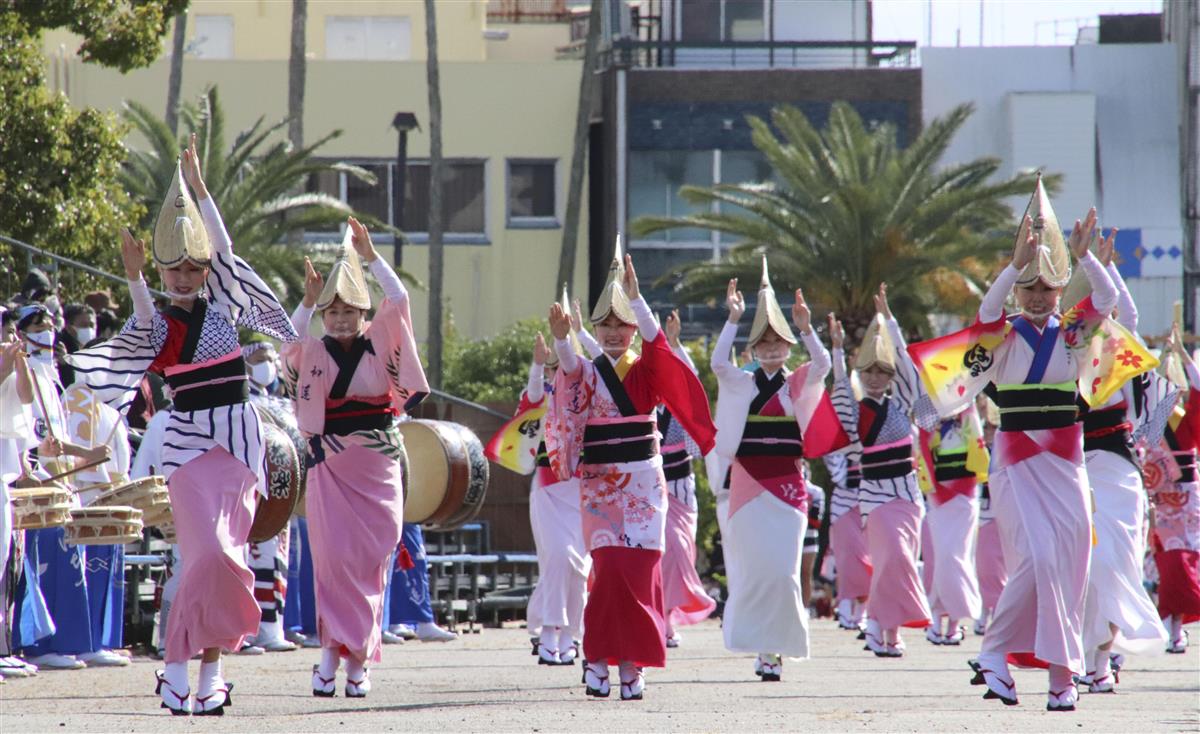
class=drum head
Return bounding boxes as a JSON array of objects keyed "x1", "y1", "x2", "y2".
[
  {"x1": 441, "y1": 423, "x2": 490, "y2": 529},
  {"x1": 249, "y1": 422, "x2": 301, "y2": 542},
  {"x1": 398, "y1": 420, "x2": 453, "y2": 524}
]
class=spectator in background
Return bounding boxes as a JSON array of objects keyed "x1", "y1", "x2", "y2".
[
  {"x1": 95, "y1": 308, "x2": 120, "y2": 342},
  {"x1": 12, "y1": 269, "x2": 52, "y2": 306},
  {"x1": 57, "y1": 303, "x2": 97, "y2": 386}
]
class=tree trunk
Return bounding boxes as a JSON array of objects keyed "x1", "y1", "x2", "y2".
[
  {"x1": 555, "y1": 0, "x2": 603, "y2": 300},
  {"x1": 425, "y1": 0, "x2": 444, "y2": 389},
  {"x1": 164, "y1": 10, "x2": 187, "y2": 137},
  {"x1": 287, "y1": 0, "x2": 308, "y2": 247}
]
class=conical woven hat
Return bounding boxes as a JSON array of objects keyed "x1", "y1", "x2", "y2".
[
  {"x1": 590, "y1": 234, "x2": 636, "y2": 325},
  {"x1": 152, "y1": 163, "x2": 211, "y2": 267},
  {"x1": 747, "y1": 256, "x2": 796, "y2": 347},
  {"x1": 855, "y1": 313, "x2": 897, "y2": 372},
  {"x1": 316, "y1": 228, "x2": 371, "y2": 310},
  {"x1": 1015, "y1": 175, "x2": 1071, "y2": 289}
]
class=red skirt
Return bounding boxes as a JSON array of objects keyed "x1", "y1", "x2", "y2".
[
  {"x1": 583, "y1": 547, "x2": 666, "y2": 667},
  {"x1": 1156, "y1": 549, "x2": 1200, "y2": 622}
]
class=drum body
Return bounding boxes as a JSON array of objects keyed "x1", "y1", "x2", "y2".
[
  {"x1": 66, "y1": 506, "x2": 143, "y2": 545},
  {"x1": 255, "y1": 397, "x2": 309, "y2": 518},
  {"x1": 398, "y1": 420, "x2": 489, "y2": 530},
  {"x1": 249, "y1": 420, "x2": 302, "y2": 542},
  {"x1": 94, "y1": 476, "x2": 171, "y2": 527},
  {"x1": 11, "y1": 487, "x2": 72, "y2": 530}
]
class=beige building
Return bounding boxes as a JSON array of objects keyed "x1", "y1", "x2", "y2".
[{"x1": 42, "y1": 0, "x2": 587, "y2": 341}]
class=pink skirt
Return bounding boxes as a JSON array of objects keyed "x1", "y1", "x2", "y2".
[
  {"x1": 584, "y1": 547, "x2": 666, "y2": 667},
  {"x1": 307, "y1": 443, "x2": 404, "y2": 663},
  {"x1": 164, "y1": 447, "x2": 261, "y2": 662},
  {"x1": 829, "y1": 507, "x2": 872, "y2": 603},
  {"x1": 865, "y1": 498, "x2": 931, "y2": 631},
  {"x1": 975, "y1": 520, "x2": 1007, "y2": 611},
  {"x1": 662, "y1": 489, "x2": 716, "y2": 628}
]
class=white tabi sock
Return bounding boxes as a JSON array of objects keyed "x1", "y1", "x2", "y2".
[
  {"x1": 1093, "y1": 650, "x2": 1112, "y2": 680},
  {"x1": 557, "y1": 628, "x2": 576, "y2": 659},
  {"x1": 163, "y1": 661, "x2": 188, "y2": 694},
  {"x1": 197, "y1": 659, "x2": 222, "y2": 698},
  {"x1": 1169, "y1": 614, "x2": 1183, "y2": 643},
  {"x1": 319, "y1": 647, "x2": 340, "y2": 679},
  {"x1": 345, "y1": 656, "x2": 366, "y2": 681},
  {"x1": 618, "y1": 660, "x2": 641, "y2": 684},
  {"x1": 1047, "y1": 663, "x2": 1074, "y2": 692},
  {"x1": 540, "y1": 626, "x2": 560, "y2": 655},
  {"x1": 837, "y1": 598, "x2": 852, "y2": 622}
]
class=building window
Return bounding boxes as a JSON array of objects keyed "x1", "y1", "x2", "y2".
[
  {"x1": 628, "y1": 150, "x2": 714, "y2": 246},
  {"x1": 190, "y1": 15, "x2": 234, "y2": 59},
  {"x1": 325, "y1": 16, "x2": 412, "y2": 60},
  {"x1": 507, "y1": 159, "x2": 558, "y2": 228},
  {"x1": 306, "y1": 159, "x2": 488, "y2": 244},
  {"x1": 679, "y1": 0, "x2": 765, "y2": 42},
  {"x1": 404, "y1": 160, "x2": 488, "y2": 242}
]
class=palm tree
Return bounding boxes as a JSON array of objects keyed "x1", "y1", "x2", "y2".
[
  {"x1": 632, "y1": 102, "x2": 1058, "y2": 340},
  {"x1": 120, "y1": 86, "x2": 409, "y2": 304}
]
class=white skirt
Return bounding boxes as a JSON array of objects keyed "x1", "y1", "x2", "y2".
[{"x1": 526, "y1": 474, "x2": 589, "y2": 637}]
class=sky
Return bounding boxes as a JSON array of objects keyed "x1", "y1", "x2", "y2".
[{"x1": 871, "y1": 0, "x2": 1166, "y2": 47}]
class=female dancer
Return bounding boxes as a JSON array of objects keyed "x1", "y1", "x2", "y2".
[
  {"x1": 283, "y1": 220, "x2": 428, "y2": 698},
  {"x1": 829, "y1": 289, "x2": 931, "y2": 659},
  {"x1": 545, "y1": 249, "x2": 715, "y2": 701},
  {"x1": 907, "y1": 185, "x2": 1123, "y2": 711},
  {"x1": 712, "y1": 261, "x2": 843, "y2": 680},
  {"x1": 68, "y1": 137, "x2": 299, "y2": 714}
]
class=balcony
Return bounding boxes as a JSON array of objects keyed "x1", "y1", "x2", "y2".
[
  {"x1": 605, "y1": 39, "x2": 918, "y2": 70},
  {"x1": 486, "y1": 0, "x2": 575, "y2": 24}
]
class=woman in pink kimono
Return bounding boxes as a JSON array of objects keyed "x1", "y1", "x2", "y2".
[
  {"x1": 545, "y1": 249, "x2": 715, "y2": 701},
  {"x1": 282, "y1": 219, "x2": 428, "y2": 699}
]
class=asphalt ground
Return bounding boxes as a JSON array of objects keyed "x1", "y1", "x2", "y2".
[{"x1": 1, "y1": 618, "x2": 1197, "y2": 733}]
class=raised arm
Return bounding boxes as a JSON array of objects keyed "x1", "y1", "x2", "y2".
[
  {"x1": 549, "y1": 302, "x2": 579, "y2": 374},
  {"x1": 828, "y1": 315, "x2": 860, "y2": 440},
  {"x1": 350, "y1": 216, "x2": 408, "y2": 304},
  {"x1": 1068, "y1": 209, "x2": 1118, "y2": 315},
  {"x1": 527, "y1": 333, "x2": 549, "y2": 403},
  {"x1": 663, "y1": 308, "x2": 699, "y2": 375},
  {"x1": 795, "y1": 288, "x2": 829, "y2": 381}
]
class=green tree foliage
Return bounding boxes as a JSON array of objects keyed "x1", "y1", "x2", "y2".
[
  {"x1": 442, "y1": 317, "x2": 549, "y2": 404},
  {"x1": 120, "y1": 86, "x2": 411, "y2": 305},
  {"x1": 0, "y1": 8, "x2": 169, "y2": 300},
  {"x1": 633, "y1": 102, "x2": 1059, "y2": 342},
  {"x1": 10, "y1": 0, "x2": 186, "y2": 72}
]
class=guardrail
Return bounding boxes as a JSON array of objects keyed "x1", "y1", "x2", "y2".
[
  {"x1": 0, "y1": 233, "x2": 169, "y2": 297},
  {"x1": 606, "y1": 38, "x2": 918, "y2": 70}
]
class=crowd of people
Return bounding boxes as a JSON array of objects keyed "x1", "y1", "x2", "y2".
[{"x1": 0, "y1": 140, "x2": 1196, "y2": 717}]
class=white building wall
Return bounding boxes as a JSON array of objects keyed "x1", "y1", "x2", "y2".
[{"x1": 923, "y1": 44, "x2": 1183, "y2": 335}]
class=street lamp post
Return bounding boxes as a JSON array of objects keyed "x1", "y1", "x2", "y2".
[{"x1": 391, "y1": 112, "x2": 420, "y2": 268}]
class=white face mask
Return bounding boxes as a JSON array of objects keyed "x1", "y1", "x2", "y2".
[
  {"x1": 248, "y1": 361, "x2": 277, "y2": 388},
  {"x1": 74, "y1": 327, "x2": 95, "y2": 345},
  {"x1": 26, "y1": 330, "x2": 55, "y2": 349}
]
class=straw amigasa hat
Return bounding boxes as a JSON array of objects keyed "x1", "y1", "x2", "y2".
[
  {"x1": 747, "y1": 255, "x2": 796, "y2": 348},
  {"x1": 855, "y1": 313, "x2": 897, "y2": 373},
  {"x1": 1014, "y1": 174, "x2": 1071, "y2": 289},
  {"x1": 152, "y1": 162, "x2": 212, "y2": 267},
  {"x1": 315, "y1": 227, "x2": 371, "y2": 310},
  {"x1": 589, "y1": 234, "x2": 637, "y2": 326}
]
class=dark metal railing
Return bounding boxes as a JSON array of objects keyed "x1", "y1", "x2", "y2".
[{"x1": 606, "y1": 38, "x2": 918, "y2": 70}]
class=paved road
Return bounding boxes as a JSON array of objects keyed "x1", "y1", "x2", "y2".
[{"x1": 2, "y1": 619, "x2": 1197, "y2": 732}]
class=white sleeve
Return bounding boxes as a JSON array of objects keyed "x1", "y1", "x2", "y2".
[
  {"x1": 800, "y1": 328, "x2": 831, "y2": 382},
  {"x1": 631, "y1": 297, "x2": 659, "y2": 343},
  {"x1": 979, "y1": 264, "x2": 1020, "y2": 323},
  {"x1": 369, "y1": 257, "x2": 407, "y2": 303},
  {"x1": 1107, "y1": 263, "x2": 1138, "y2": 332},
  {"x1": 576, "y1": 327, "x2": 604, "y2": 359},
  {"x1": 1186, "y1": 360, "x2": 1200, "y2": 392},
  {"x1": 1079, "y1": 251, "x2": 1118, "y2": 315},
  {"x1": 128, "y1": 276, "x2": 156, "y2": 325},
  {"x1": 711, "y1": 321, "x2": 743, "y2": 382},
  {"x1": 555, "y1": 337, "x2": 580, "y2": 374},
  {"x1": 832, "y1": 346, "x2": 848, "y2": 382},
  {"x1": 526, "y1": 361, "x2": 545, "y2": 403},
  {"x1": 291, "y1": 303, "x2": 314, "y2": 335}
]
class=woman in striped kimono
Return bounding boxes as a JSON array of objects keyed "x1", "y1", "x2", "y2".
[
  {"x1": 829, "y1": 290, "x2": 932, "y2": 660},
  {"x1": 67, "y1": 137, "x2": 299, "y2": 714},
  {"x1": 282, "y1": 219, "x2": 428, "y2": 699}
]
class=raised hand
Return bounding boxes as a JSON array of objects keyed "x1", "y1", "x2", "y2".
[
  {"x1": 119, "y1": 228, "x2": 146, "y2": 279},
  {"x1": 532, "y1": 332, "x2": 551, "y2": 366},
  {"x1": 621, "y1": 254, "x2": 640, "y2": 301},
  {"x1": 348, "y1": 216, "x2": 378, "y2": 263},
  {"x1": 548, "y1": 302, "x2": 571, "y2": 341},
  {"x1": 570, "y1": 298, "x2": 583, "y2": 333},
  {"x1": 302, "y1": 257, "x2": 324, "y2": 308},
  {"x1": 792, "y1": 288, "x2": 812, "y2": 333},
  {"x1": 180, "y1": 132, "x2": 209, "y2": 200},
  {"x1": 1097, "y1": 226, "x2": 1118, "y2": 267},
  {"x1": 1068, "y1": 207, "x2": 1099, "y2": 260},
  {"x1": 828, "y1": 313, "x2": 844, "y2": 349},
  {"x1": 664, "y1": 308, "x2": 682, "y2": 346},
  {"x1": 874, "y1": 282, "x2": 892, "y2": 320},
  {"x1": 1012, "y1": 214, "x2": 1036, "y2": 269},
  {"x1": 726, "y1": 278, "x2": 746, "y2": 323}
]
